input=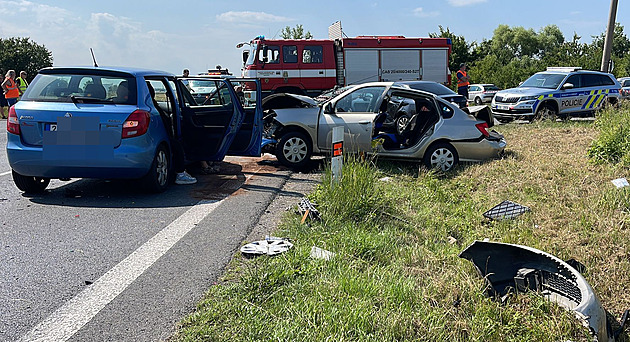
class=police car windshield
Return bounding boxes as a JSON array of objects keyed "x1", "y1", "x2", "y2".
[{"x1": 520, "y1": 73, "x2": 566, "y2": 89}]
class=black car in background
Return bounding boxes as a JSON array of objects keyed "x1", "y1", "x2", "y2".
[{"x1": 394, "y1": 81, "x2": 467, "y2": 109}]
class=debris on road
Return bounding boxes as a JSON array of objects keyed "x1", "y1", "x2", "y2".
[
  {"x1": 310, "y1": 246, "x2": 335, "y2": 260},
  {"x1": 240, "y1": 239, "x2": 294, "y2": 257},
  {"x1": 483, "y1": 200, "x2": 530, "y2": 220}
]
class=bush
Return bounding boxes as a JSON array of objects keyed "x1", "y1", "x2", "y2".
[{"x1": 587, "y1": 102, "x2": 630, "y2": 165}]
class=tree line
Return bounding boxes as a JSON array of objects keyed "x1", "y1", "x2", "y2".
[
  {"x1": 430, "y1": 23, "x2": 630, "y2": 89},
  {"x1": 0, "y1": 37, "x2": 52, "y2": 81}
]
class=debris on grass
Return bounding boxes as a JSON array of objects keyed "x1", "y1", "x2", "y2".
[
  {"x1": 310, "y1": 246, "x2": 335, "y2": 260},
  {"x1": 483, "y1": 200, "x2": 530, "y2": 220},
  {"x1": 611, "y1": 178, "x2": 630, "y2": 188},
  {"x1": 459, "y1": 240, "x2": 628, "y2": 342},
  {"x1": 240, "y1": 239, "x2": 294, "y2": 257},
  {"x1": 297, "y1": 197, "x2": 320, "y2": 222}
]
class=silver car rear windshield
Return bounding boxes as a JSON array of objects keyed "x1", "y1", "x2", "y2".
[
  {"x1": 21, "y1": 74, "x2": 137, "y2": 105},
  {"x1": 520, "y1": 73, "x2": 566, "y2": 89}
]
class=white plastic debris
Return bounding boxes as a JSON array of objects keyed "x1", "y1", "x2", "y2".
[
  {"x1": 310, "y1": 246, "x2": 335, "y2": 260},
  {"x1": 612, "y1": 178, "x2": 630, "y2": 188},
  {"x1": 379, "y1": 177, "x2": 392, "y2": 182},
  {"x1": 240, "y1": 239, "x2": 294, "y2": 256}
]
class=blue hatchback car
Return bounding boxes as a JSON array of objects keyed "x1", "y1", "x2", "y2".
[{"x1": 7, "y1": 66, "x2": 262, "y2": 193}]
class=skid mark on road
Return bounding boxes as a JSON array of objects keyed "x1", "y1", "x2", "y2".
[{"x1": 18, "y1": 199, "x2": 222, "y2": 342}]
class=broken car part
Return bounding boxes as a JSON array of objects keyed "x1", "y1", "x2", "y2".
[
  {"x1": 483, "y1": 200, "x2": 530, "y2": 220},
  {"x1": 460, "y1": 240, "x2": 628, "y2": 342},
  {"x1": 611, "y1": 178, "x2": 629, "y2": 188},
  {"x1": 310, "y1": 246, "x2": 335, "y2": 261},
  {"x1": 240, "y1": 239, "x2": 294, "y2": 257},
  {"x1": 297, "y1": 197, "x2": 320, "y2": 221}
]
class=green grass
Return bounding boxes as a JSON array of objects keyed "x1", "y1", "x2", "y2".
[
  {"x1": 173, "y1": 108, "x2": 630, "y2": 341},
  {"x1": 589, "y1": 101, "x2": 630, "y2": 166}
]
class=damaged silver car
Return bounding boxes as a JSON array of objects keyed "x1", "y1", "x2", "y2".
[{"x1": 261, "y1": 82, "x2": 506, "y2": 170}]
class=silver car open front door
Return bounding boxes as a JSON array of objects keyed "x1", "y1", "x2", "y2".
[{"x1": 317, "y1": 86, "x2": 386, "y2": 152}]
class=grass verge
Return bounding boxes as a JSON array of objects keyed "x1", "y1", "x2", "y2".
[{"x1": 174, "y1": 108, "x2": 630, "y2": 341}]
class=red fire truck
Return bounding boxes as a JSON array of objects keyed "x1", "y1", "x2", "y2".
[{"x1": 237, "y1": 25, "x2": 452, "y2": 101}]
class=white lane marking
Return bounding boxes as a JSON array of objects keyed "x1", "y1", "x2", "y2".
[
  {"x1": 19, "y1": 199, "x2": 223, "y2": 342},
  {"x1": 0, "y1": 171, "x2": 11, "y2": 177}
]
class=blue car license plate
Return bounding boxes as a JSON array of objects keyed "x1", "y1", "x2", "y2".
[{"x1": 44, "y1": 123, "x2": 57, "y2": 131}]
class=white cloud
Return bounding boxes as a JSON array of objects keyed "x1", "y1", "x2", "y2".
[
  {"x1": 447, "y1": 0, "x2": 487, "y2": 7},
  {"x1": 413, "y1": 7, "x2": 439, "y2": 18},
  {"x1": 0, "y1": 0, "x2": 73, "y2": 36},
  {"x1": 216, "y1": 11, "x2": 292, "y2": 23}
]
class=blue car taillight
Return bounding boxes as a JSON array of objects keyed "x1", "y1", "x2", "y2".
[
  {"x1": 122, "y1": 110, "x2": 150, "y2": 139},
  {"x1": 7, "y1": 105, "x2": 19, "y2": 135}
]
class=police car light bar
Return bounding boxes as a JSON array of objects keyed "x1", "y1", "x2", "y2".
[{"x1": 546, "y1": 67, "x2": 582, "y2": 72}]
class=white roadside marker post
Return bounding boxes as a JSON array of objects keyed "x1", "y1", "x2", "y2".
[{"x1": 331, "y1": 126, "x2": 343, "y2": 185}]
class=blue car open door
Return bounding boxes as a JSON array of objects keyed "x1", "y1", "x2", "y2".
[
  {"x1": 226, "y1": 78, "x2": 262, "y2": 157},
  {"x1": 175, "y1": 77, "x2": 260, "y2": 162}
]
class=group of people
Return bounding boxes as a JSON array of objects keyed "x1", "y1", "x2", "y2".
[{"x1": 1, "y1": 69, "x2": 29, "y2": 119}]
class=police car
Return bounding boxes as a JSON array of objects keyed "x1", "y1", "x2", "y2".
[{"x1": 491, "y1": 67, "x2": 621, "y2": 122}]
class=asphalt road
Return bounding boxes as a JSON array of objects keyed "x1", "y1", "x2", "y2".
[{"x1": 0, "y1": 123, "x2": 318, "y2": 342}]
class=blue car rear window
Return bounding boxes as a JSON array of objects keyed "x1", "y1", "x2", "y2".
[{"x1": 22, "y1": 74, "x2": 137, "y2": 105}]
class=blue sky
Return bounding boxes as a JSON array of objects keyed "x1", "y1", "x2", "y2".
[{"x1": 0, "y1": 0, "x2": 626, "y2": 75}]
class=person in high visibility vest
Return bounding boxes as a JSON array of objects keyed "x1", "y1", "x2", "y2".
[
  {"x1": 16, "y1": 71, "x2": 28, "y2": 97},
  {"x1": 456, "y1": 63, "x2": 470, "y2": 98},
  {"x1": 1, "y1": 70, "x2": 20, "y2": 107}
]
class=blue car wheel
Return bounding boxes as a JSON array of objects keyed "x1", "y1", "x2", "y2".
[
  {"x1": 12, "y1": 170, "x2": 50, "y2": 193},
  {"x1": 142, "y1": 145, "x2": 170, "y2": 193}
]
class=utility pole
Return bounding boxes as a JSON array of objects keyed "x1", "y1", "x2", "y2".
[{"x1": 600, "y1": 0, "x2": 618, "y2": 73}]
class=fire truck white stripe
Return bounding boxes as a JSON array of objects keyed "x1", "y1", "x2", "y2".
[{"x1": 245, "y1": 69, "x2": 336, "y2": 78}]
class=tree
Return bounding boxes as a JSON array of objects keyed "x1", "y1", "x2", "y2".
[
  {"x1": 0, "y1": 37, "x2": 53, "y2": 81},
  {"x1": 280, "y1": 24, "x2": 313, "y2": 40},
  {"x1": 429, "y1": 26, "x2": 473, "y2": 73}
]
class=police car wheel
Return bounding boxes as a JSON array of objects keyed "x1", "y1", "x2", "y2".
[
  {"x1": 535, "y1": 105, "x2": 557, "y2": 121},
  {"x1": 474, "y1": 97, "x2": 482, "y2": 105}
]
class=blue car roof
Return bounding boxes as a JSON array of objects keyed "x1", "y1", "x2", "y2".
[{"x1": 39, "y1": 66, "x2": 175, "y2": 78}]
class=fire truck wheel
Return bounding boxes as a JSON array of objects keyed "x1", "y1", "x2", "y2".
[{"x1": 276, "y1": 131, "x2": 312, "y2": 169}]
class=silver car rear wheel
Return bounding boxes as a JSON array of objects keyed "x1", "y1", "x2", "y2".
[{"x1": 423, "y1": 142, "x2": 459, "y2": 172}]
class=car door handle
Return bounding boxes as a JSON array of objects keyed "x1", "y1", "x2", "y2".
[{"x1": 358, "y1": 120, "x2": 370, "y2": 124}]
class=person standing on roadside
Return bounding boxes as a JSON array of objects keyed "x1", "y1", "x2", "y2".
[
  {"x1": 456, "y1": 63, "x2": 470, "y2": 98},
  {"x1": 0, "y1": 69, "x2": 7, "y2": 119},
  {"x1": 182, "y1": 69, "x2": 190, "y2": 77},
  {"x1": 1, "y1": 70, "x2": 20, "y2": 107},
  {"x1": 16, "y1": 71, "x2": 28, "y2": 98}
]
